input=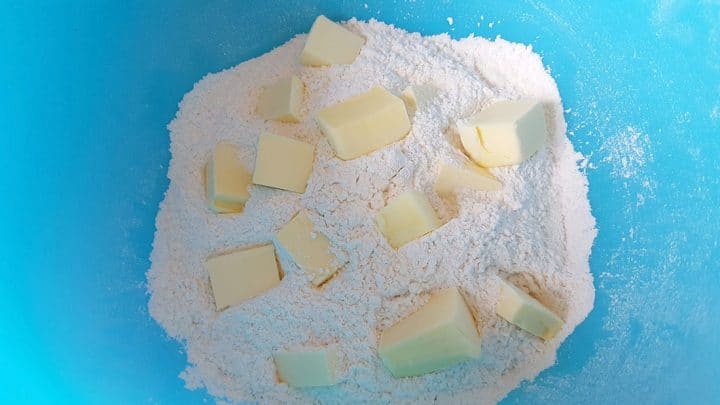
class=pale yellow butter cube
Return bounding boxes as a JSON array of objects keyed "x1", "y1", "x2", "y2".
[
  {"x1": 256, "y1": 76, "x2": 304, "y2": 123},
  {"x1": 316, "y1": 87, "x2": 411, "y2": 160},
  {"x1": 274, "y1": 347, "x2": 338, "y2": 388},
  {"x1": 375, "y1": 190, "x2": 440, "y2": 249},
  {"x1": 458, "y1": 100, "x2": 547, "y2": 167},
  {"x1": 300, "y1": 15, "x2": 365, "y2": 66},
  {"x1": 276, "y1": 211, "x2": 339, "y2": 286},
  {"x1": 496, "y1": 279, "x2": 564, "y2": 340},
  {"x1": 434, "y1": 162, "x2": 503, "y2": 195},
  {"x1": 378, "y1": 288, "x2": 482, "y2": 378},
  {"x1": 206, "y1": 244, "x2": 281, "y2": 311},
  {"x1": 400, "y1": 84, "x2": 436, "y2": 112},
  {"x1": 205, "y1": 143, "x2": 251, "y2": 214},
  {"x1": 252, "y1": 133, "x2": 315, "y2": 193}
]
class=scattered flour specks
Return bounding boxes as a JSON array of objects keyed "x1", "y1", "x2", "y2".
[
  {"x1": 600, "y1": 126, "x2": 652, "y2": 179},
  {"x1": 147, "y1": 18, "x2": 596, "y2": 404}
]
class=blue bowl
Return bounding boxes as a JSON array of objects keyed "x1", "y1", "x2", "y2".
[{"x1": 2, "y1": 1, "x2": 719, "y2": 403}]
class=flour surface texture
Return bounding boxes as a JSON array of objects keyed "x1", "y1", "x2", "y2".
[{"x1": 147, "y1": 18, "x2": 597, "y2": 404}]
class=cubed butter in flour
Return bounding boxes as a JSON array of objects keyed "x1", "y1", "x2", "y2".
[
  {"x1": 400, "y1": 86, "x2": 419, "y2": 111},
  {"x1": 496, "y1": 279, "x2": 564, "y2": 340},
  {"x1": 274, "y1": 347, "x2": 338, "y2": 387},
  {"x1": 375, "y1": 190, "x2": 441, "y2": 249},
  {"x1": 400, "y1": 84, "x2": 436, "y2": 112},
  {"x1": 434, "y1": 162, "x2": 503, "y2": 195},
  {"x1": 316, "y1": 87, "x2": 411, "y2": 160},
  {"x1": 300, "y1": 15, "x2": 365, "y2": 66},
  {"x1": 252, "y1": 133, "x2": 315, "y2": 193},
  {"x1": 256, "y1": 76, "x2": 304, "y2": 123},
  {"x1": 378, "y1": 287, "x2": 483, "y2": 378},
  {"x1": 205, "y1": 142, "x2": 251, "y2": 214},
  {"x1": 206, "y1": 244, "x2": 281, "y2": 311},
  {"x1": 458, "y1": 100, "x2": 547, "y2": 167},
  {"x1": 276, "y1": 211, "x2": 340, "y2": 286}
]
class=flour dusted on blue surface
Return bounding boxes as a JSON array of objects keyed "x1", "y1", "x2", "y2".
[{"x1": 147, "y1": 19, "x2": 596, "y2": 404}]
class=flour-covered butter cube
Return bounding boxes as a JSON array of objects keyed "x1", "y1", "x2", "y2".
[
  {"x1": 375, "y1": 190, "x2": 440, "y2": 249},
  {"x1": 378, "y1": 288, "x2": 482, "y2": 378},
  {"x1": 458, "y1": 100, "x2": 546, "y2": 167},
  {"x1": 205, "y1": 142, "x2": 251, "y2": 214},
  {"x1": 274, "y1": 347, "x2": 338, "y2": 387},
  {"x1": 317, "y1": 87, "x2": 410, "y2": 160},
  {"x1": 300, "y1": 15, "x2": 365, "y2": 66},
  {"x1": 256, "y1": 76, "x2": 304, "y2": 122},
  {"x1": 252, "y1": 133, "x2": 314, "y2": 193},
  {"x1": 276, "y1": 211, "x2": 339, "y2": 286},
  {"x1": 206, "y1": 244, "x2": 281, "y2": 311},
  {"x1": 434, "y1": 162, "x2": 503, "y2": 195},
  {"x1": 496, "y1": 279, "x2": 564, "y2": 340}
]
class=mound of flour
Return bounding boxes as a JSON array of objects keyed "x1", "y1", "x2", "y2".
[{"x1": 147, "y1": 18, "x2": 596, "y2": 404}]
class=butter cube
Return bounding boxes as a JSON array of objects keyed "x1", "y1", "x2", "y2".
[
  {"x1": 434, "y1": 162, "x2": 503, "y2": 195},
  {"x1": 206, "y1": 244, "x2": 281, "y2": 311},
  {"x1": 458, "y1": 100, "x2": 547, "y2": 167},
  {"x1": 300, "y1": 15, "x2": 365, "y2": 66},
  {"x1": 276, "y1": 211, "x2": 339, "y2": 286},
  {"x1": 256, "y1": 76, "x2": 304, "y2": 123},
  {"x1": 375, "y1": 190, "x2": 440, "y2": 249},
  {"x1": 252, "y1": 133, "x2": 315, "y2": 193},
  {"x1": 274, "y1": 347, "x2": 338, "y2": 388},
  {"x1": 496, "y1": 279, "x2": 564, "y2": 340},
  {"x1": 316, "y1": 87, "x2": 411, "y2": 160},
  {"x1": 378, "y1": 288, "x2": 482, "y2": 378},
  {"x1": 205, "y1": 143, "x2": 251, "y2": 214},
  {"x1": 400, "y1": 86, "x2": 419, "y2": 111},
  {"x1": 400, "y1": 84, "x2": 436, "y2": 112}
]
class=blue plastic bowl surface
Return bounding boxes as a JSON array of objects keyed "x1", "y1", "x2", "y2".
[{"x1": 1, "y1": 1, "x2": 719, "y2": 403}]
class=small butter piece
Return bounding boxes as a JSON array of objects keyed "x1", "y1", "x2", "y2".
[
  {"x1": 257, "y1": 76, "x2": 304, "y2": 122},
  {"x1": 458, "y1": 100, "x2": 547, "y2": 167},
  {"x1": 206, "y1": 244, "x2": 281, "y2": 311},
  {"x1": 276, "y1": 211, "x2": 339, "y2": 286},
  {"x1": 378, "y1": 288, "x2": 482, "y2": 378},
  {"x1": 496, "y1": 279, "x2": 564, "y2": 340},
  {"x1": 434, "y1": 162, "x2": 503, "y2": 195},
  {"x1": 400, "y1": 86, "x2": 418, "y2": 111},
  {"x1": 300, "y1": 15, "x2": 365, "y2": 66},
  {"x1": 316, "y1": 87, "x2": 411, "y2": 160},
  {"x1": 274, "y1": 347, "x2": 338, "y2": 388},
  {"x1": 252, "y1": 133, "x2": 315, "y2": 193},
  {"x1": 375, "y1": 190, "x2": 441, "y2": 249},
  {"x1": 206, "y1": 143, "x2": 251, "y2": 214},
  {"x1": 400, "y1": 84, "x2": 436, "y2": 112}
]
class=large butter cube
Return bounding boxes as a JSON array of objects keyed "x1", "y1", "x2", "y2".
[
  {"x1": 300, "y1": 15, "x2": 365, "y2": 66},
  {"x1": 434, "y1": 162, "x2": 503, "y2": 195},
  {"x1": 316, "y1": 87, "x2": 411, "y2": 160},
  {"x1": 206, "y1": 244, "x2": 281, "y2": 311},
  {"x1": 375, "y1": 190, "x2": 440, "y2": 249},
  {"x1": 458, "y1": 100, "x2": 547, "y2": 167},
  {"x1": 496, "y1": 279, "x2": 564, "y2": 340},
  {"x1": 378, "y1": 288, "x2": 482, "y2": 378},
  {"x1": 256, "y1": 76, "x2": 304, "y2": 123},
  {"x1": 274, "y1": 347, "x2": 338, "y2": 388},
  {"x1": 276, "y1": 211, "x2": 339, "y2": 286},
  {"x1": 252, "y1": 133, "x2": 315, "y2": 193},
  {"x1": 205, "y1": 143, "x2": 251, "y2": 214}
]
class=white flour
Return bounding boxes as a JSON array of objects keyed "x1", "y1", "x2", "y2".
[{"x1": 147, "y1": 18, "x2": 596, "y2": 404}]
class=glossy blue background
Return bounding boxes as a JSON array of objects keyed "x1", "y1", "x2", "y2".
[{"x1": 2, "y1": 1, "x2": 719, "y2": 403}]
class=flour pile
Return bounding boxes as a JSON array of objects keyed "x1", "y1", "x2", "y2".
[{"x1": 147, "y1": 18, "x2": 596, "y2": 403}]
